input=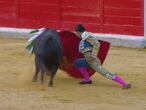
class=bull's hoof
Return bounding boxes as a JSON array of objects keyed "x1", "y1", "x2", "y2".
[
  {"x1": 41, "y1": 88, "x2": 46, "y2": 91},
  {"x1": 32, "y1": 77, "x2": 37, "y2": 82},
  {"x1": 48, "y1": 83, "x2": 53, "y2": 87},
  {"x1": 48, "y1": 84, "x2": 53, "y2": 87}
]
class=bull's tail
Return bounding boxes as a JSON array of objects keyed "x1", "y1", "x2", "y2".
[{"x1": 26, "y1": 28, "x2": 47, "y2": 55}]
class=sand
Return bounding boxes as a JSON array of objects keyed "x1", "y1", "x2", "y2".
[{"x1": 0, "y1": 37, "x2": 146, "y2": 110}]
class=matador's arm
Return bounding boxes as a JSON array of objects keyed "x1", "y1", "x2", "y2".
[{"x1": 85, "y1": 36, "x2": 100, "y2": 57}]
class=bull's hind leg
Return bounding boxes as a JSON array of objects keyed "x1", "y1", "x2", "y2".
[
  {"x1": 40, "y1": 71, "x2": 45, "y2": 84},
  {"x1": 36, "y1": 56, "x2": 47, "y2": 84},
  {"x1": 40, "y1": 65, "x2": 50, "y2": 84},
  {"x1": 48, "y1": 65, "x2": 59, "y2": 87},
  {"x1": 32, "y1": 57, "x2": 40, "y2": 82},
  {"x1": 32, "y1": 66, "x2": 40, "y2": 82},
  {"x1": 49, "y1": 74, "x2": 55, "y2": 87}
]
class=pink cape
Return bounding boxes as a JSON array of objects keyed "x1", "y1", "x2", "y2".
[{"x1": 58, "y1": 31, "x2": 110, "y2": 79}]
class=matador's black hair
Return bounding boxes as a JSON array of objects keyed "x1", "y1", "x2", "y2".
[{"x1": 75, "y1": 24, "x2": 86, "y2": 33}]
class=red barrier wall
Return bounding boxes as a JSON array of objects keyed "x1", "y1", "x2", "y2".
[
  {"x1": 0, "y1": 0, "x2": 18, "y2": 27},
  {"x1": 103, "y1": 0, "x2": 144, "y2": 36},
  {"x1": 0, "y1": 0, "x2": 144, "y2": 36}
]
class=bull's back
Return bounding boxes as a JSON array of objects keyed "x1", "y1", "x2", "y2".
[
  {"x1": 44, "y1": 39, "x2": 62, "y2": 61},
  {"x1": 33, "y1": 28, "x2": 62, "y2": 55},
  {"x1": 33, "y1": 28, "x2": 63, "y2": 68}
]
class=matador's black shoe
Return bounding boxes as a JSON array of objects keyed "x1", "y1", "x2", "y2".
[
  {"x1": 78, "y1": 80, "x2": 92, "y2": 85},
  {"x1": 122, "y1": 84, "x2": 132, "y2": 89}
]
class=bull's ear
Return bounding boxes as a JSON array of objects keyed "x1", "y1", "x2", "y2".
[{"x1": 30, "y1": 29, "x2": 39, "y2": 34}]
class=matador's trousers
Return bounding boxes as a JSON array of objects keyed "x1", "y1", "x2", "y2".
[{"x1": 75, "y1": 51, "x2": 116, "y2": 80}]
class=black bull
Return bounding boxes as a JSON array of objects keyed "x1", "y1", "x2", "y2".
[{"x1": 32, "y1": 28, "x2": 63, "y2": 87}]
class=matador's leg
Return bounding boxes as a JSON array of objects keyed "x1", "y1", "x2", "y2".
[
  {"x1": 74, "y1": 58, "x2": 92, "y2": 84},
  {"x1": 84, "y1": 52, "x2": 131, "y2": 89}
]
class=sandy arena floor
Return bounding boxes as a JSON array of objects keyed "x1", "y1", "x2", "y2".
[{"x1": 0, "y1": 37, "x2": 146, "y2": 110}]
